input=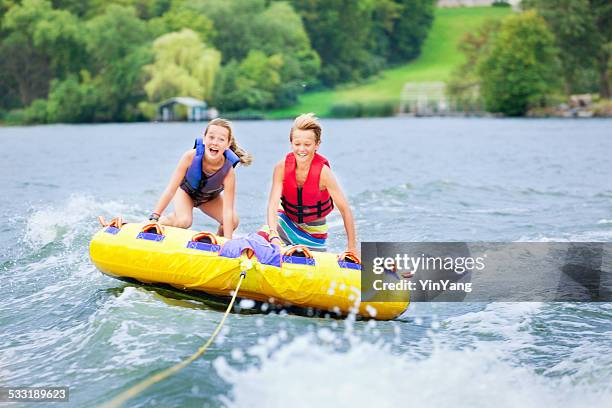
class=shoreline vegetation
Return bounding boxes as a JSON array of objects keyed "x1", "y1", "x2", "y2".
[
  {"x1": 0, "y1": 0, "x2": 434, "y2": 125},
  {"x1": 266, "y1": 6, "x2": 512, "y2": 119},
  {"x1": 1, "y1": 2, "x2": 610, "y2": 125}
]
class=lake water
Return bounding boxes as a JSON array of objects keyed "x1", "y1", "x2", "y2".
[{"x1": 1, "y1": 118, "x2": 611, "y2": 407}]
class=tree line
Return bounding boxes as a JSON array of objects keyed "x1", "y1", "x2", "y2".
[
  {"x1": 0, "y1": 0, "x2": 435, "y2": 124},
  {"x1": 448, "y1": 0, "x2": 610, "y2": 116}
]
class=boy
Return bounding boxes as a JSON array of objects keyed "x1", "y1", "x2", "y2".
[{"x1": 265, "y1": 113, "x2": 356, "y2": 253}]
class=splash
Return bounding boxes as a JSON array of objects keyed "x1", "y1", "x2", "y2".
[
  {"x1": 214, "y1": 311, "x2": 612, "y2": 408},
  {"x1": 23, "y1": 194, "x2": 137, "y2": 247}
]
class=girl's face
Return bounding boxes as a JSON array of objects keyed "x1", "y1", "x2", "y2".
[
  {"x1": 204, "y1": 124, "x2": 231, "y2": 161},
  {"x1": 291, "y1": 129, "x2": 320, "y2": 163}
]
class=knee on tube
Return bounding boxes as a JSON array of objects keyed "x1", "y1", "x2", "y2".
[{"x1": 175, "y1": 216, "x2": 192, "y2": 229}]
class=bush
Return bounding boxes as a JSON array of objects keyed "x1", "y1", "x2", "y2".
[
  {"x1": 592, "y1": 99, "x2": 612, "y2": 117},
  {"x1": 2, "y1": 109, "x2": 26, "y2": 125},
  {"x1": 492, "y1": 1, "x2": 511, "y2": 7},
  {"x1": 45, "y1": 76, "x2": 98, "y2": 123},
  {"x1": 22, "y1": 99, "x2": 49, "y2": 124},
  {"x1": 330, "y1": 102, "x2": 361, "y2": 118},
  {"x1": 361, "y1": 101, "x2": 396, "y2": 117},
  {"x1": 330, "y1": 101, "x2": 397, "y2": 118},
  {"x1": 479, "y1": 11, "x2": 562, "y2": 116}
]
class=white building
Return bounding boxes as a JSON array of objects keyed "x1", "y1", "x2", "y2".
[{"x1": 157, "y1": 97, "x2": 212, "y2": 122}]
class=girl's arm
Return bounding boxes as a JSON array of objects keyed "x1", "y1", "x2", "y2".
[
  {"x1": 266, "y1": 161, "x2": 284, "y2": 243},
  {"x1": 152, "y1": 150, "x2": 193, "y2": 217},
  {"x1": 321, "y1": 166, "x2": 357, "y2": 254},
  {"x1": 221, "y1": 168, "x2": 236, "y2": 239}
]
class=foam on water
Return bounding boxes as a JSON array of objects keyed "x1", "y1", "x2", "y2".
[
  {"x1": 215, "y1": 329, "x2": 612, "y2": 408},
  {"x1": 214, "y1": 301, "x2": 612, "y2": 407},
  {"x1": 23, "y1": 194, "x2": 137, "y2": 248}
]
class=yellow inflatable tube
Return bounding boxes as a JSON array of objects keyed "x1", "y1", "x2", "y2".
[{"x1": 89, "y1": 221, "x2": 408, "y2": 320}]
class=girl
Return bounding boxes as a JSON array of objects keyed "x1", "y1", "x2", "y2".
[
  {"x1": 265, "y1": 113, "x2": 356, "y2": 253},
  {"x1": 149, "y1": 118, "x2": 252, "y2": 239}
]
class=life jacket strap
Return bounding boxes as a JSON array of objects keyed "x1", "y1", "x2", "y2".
[
  {"x1": 281, "y1": 201, "x2": 334, "y2": 218},
  {"x1": 281, "y1": 196, "x2": 334, "y2": 211}
]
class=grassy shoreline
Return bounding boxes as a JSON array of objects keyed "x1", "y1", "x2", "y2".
[{"x1": 266, "y1": 6, "x2": 512, "y2": 119}]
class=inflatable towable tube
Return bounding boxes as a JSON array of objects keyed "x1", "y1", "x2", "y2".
[{"x1": 89, "y1": 220, "x2": 409, "y2": 320}]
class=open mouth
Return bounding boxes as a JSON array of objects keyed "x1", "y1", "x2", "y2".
[{"x1": 208, "y1": 147, "x2": 220, "y2": 154}]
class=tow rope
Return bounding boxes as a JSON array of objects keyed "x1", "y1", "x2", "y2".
[{"x1": 99, "y1": 259, "x2": 250, "y2": 408}]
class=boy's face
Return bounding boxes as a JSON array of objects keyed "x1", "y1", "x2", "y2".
[{"x1": 291, "y1": 129, "x2": 320, "y2": 163}]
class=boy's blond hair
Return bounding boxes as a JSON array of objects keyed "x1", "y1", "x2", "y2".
[{"x1": 290, "y1": 113, "x2": 322, "y2": 143}]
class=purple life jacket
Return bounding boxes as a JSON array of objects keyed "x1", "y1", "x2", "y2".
[{"x1": 180, "y1": 138, "x2": 240, "y2": 205}]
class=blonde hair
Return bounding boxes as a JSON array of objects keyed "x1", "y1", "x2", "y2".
[
  {"x1": 290, "y1": 113, "x2": 322, "y2": 143},
  {"x1": 205, "y1": 118, "x2": 253, "y2": 166}
]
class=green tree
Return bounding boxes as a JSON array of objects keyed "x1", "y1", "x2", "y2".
[
  {"x1": 84, "y1": 0, "x2": 171, "y2": 19},
  {"x1": 189, "y1": 0, "x2": 319, "y2": 109},
  {"x1": 147, "y1": 2, "x2": 214, "y2": 41},
  {"x1": 1, "y1": 0, "x2": 85, "y2": 107},
  {"x1": 0, "y1": 31, "x2": 51, "y2": 109},
  {"x1": 289, "y1": 0, "x2": 434, "y2": 85},
  {"x1": 388, "y1": 0, "x2": 435, "y2": 63},
  {"x1": 186, "y1": 0, "x2": 319, "y2": 79},
  {"x1": 447, "y1": 19, "x2": 501, "y2": 103},
  {"x1": 50, "y1": 0, "x2": 91, "y2": 17},
  {"x1": 210, "y1": 61, "x2": 244, "y2": 112},
  {"x1": 182, "y1": 0, "x2": 263, "y2": 63},
  {"x1": 1, "y1": 0, "x2": 17, "y2": 21},
  {"x1": 523, "y1": 0, "x2": 611, "y2": 98},
  {"x1": 290, "y1": 0, "x2": 380, "y2": 86},
  {"x1": 45, "y1": 72, "x2": 98, "y2": 122},
  {"x1": 369, "y1": 0, "x2": 402, "y2": 63},
  {"x1": 84, "y1": 4, "x2": 152, "y2": 120},
  {"x1": 143, "y1": 28, "x2": 221, "y2": 103},
  {"x1": 212, "y1": 51, "x2": 285, "y2": 111},
  {"x1": 479, "y1": 11, "x2": 562, "y2": 116},
  {"x1": 251, "y1": 1, "x2": 320, "y2": 102}
]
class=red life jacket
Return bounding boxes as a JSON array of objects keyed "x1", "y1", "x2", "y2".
[{"x1": 281, "y1": 152, "x2": 334, "y2": 223}]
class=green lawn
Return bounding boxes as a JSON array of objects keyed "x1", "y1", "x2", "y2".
[{"x1": 267, "y1": 6, "x2": 512, "y2": 119}]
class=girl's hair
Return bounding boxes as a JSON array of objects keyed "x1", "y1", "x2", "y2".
[
  {"x1": 290, "y1": 113, "x2": 322, "y2": 143},
  {"x1": 205, "y1": 118, "x2": 253, "y2": 166}
]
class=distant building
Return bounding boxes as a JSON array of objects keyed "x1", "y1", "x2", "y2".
[
  {"x1": 400, "y1": 82, "x2": 448, "y2": 115},
  {"x1": 157, "y1": 97, "x2": 217, "y2": 122},
  {"x1": 399, "y1": 81, "x2": 484, "y2": 116}
]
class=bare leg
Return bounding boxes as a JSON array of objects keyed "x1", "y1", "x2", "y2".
[
  {"x1": 159, "y1": 188, "x2": 194, "y2": 228},
  {"x1": 198, "y1": 194, "x2": 239, "y2": 236}
]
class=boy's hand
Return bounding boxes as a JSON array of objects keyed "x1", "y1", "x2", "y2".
[{"x1": 270, "y1": 236, "x2": 283, "y2": 247}]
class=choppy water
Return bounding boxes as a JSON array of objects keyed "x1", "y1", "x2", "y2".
[{"x1": 1, "y1": 118, "x2": 611, "y2": 407}]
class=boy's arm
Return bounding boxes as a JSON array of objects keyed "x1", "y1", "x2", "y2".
[
  {"x1": 266, "y1": 162, "x2": 284, "y2": 241},
  {"x1": 321, "y1": 166, "x2": 357, "y2": 253}
]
